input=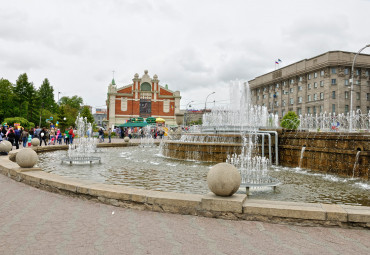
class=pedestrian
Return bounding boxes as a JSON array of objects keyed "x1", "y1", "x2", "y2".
[
  {"x1": 34, "y1": 126, "x2": 41, "y2": 138},
  {"x1": 27, "y1": 134, "x2": 32, "y2": 147},
  {"x1": 39, "y1": 127, "x2": 47, "y2": 146},
  {"x1": 68, "y1": 126, "x2": 74, "y2": 144},
  {"x1": 49, "y1": 128, "x2": 55, "y2": 145},
  {"x1": 7, "y1": 128, "x2": 15, "y2": 147},
  {"x1": 14, "y1": 128, "x2": 21, "y2": 149},
  {"x1": 29, "y1": 127, "x2": 34, "y2": 138},
  {"x1": 108, "y1": 128, "x2": 112, "y2": 143},
  {"x1": 21, "y1": 129, "x2": 29, "y2": 147},
  {"x1": 128, "y1": 128, "x2": 132, "y2": 139},
  {"x1": 64, "y1": 129, "x2": 70, "y2": 145},
  {"x1": 98, "y1": 128, "x2": 104, "y2": 143}
]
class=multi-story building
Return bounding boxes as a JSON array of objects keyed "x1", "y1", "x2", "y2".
[
  {"x1": 106, "y1": 70, "x2": 182, "y2": 128},
  {"x1": 249, "y1": 51, "x2": 370, "y2": 117},
  {"x1": 93, "y1": 108, "x2": 107, "y2": 127}
]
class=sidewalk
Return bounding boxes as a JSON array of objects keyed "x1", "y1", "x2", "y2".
[{"x1": 0, "y1": 174, "x2": 369, "y2": 255}]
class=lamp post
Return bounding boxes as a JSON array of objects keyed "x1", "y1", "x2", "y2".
[
  {"x1": 204, "y1": 92, "x2": 215, "y2": 113},
  {"x1": 185, "y1": 101, "x2": 194, "y2": 126},
  {"x1": 350, "y1": 44, "x2": 370, "y2": 132}
]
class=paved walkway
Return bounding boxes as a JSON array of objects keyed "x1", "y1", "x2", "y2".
[{"x1": 0, "y1": 174, "x2": 369, "y2": 255}]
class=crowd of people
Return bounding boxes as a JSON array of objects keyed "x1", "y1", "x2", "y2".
[
  {"x1": 0, "y1": 125, "x2": 170, "y2": 149},
  {"x1": 0, "y1": 125, "x2": 76, "y2": 148}
]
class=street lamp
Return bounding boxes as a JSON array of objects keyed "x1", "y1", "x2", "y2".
[
  {"x1": 350, "y1": 44, "x2": 370, "y2": 132},
  {"x1": 185, "y1": 101, "x2": 194, "y2": 126},
  {"x1": 204, "y1": 92, "x2": 215, "y2": 112}
]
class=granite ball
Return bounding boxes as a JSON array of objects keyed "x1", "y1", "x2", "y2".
[
  {"x1": 0, "y1": 140, "x2": 13, "y2": 152},
  {"x1": 31, "y1": 138, "x2": 40, "y2": 147},
  {"x1": 16, "y1": 148, "x2": 38, "y2": 168},
  {"x1": 207, "y1": 163, "x2": 241, "y2": 196},
  {"x1": 124, "y1": 137, "x2": 130, "y2": 142}
]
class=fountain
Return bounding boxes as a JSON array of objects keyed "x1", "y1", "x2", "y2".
[
  {"x1": 139, "y1": 125, "x2": 155, "y2": 147},
  {"x1": 61, "y1": 114, "x2": 101, "y2": 165},
  {"x1": 161, "y1": 80, "x2": 280, "y2": 191}
]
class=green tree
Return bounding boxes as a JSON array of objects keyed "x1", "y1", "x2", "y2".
[
  {"x1": 38, "y1": 78, "x2": 57, "y2": 112},
  {"x1": 80, "y1": 106, "x2": 94, "y2": 124},
  {"x1": 281, "y1": 111, "x2": 300, "y2": 130},
  {"x1": 0, "y1": 78, "x2": 16, "y2": 121},
  {"x1": 13, "y1": 73, "x2": 37, "y2": 121},
  {"x1": 59, "y1": 95, "x2": 83, "y2": 110}
]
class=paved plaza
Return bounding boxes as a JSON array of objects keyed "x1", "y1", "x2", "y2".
[{"x1": 0, "y1": 173, "x2": 369, "y2": 255}]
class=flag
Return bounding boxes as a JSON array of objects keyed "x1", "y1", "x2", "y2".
[
  {"x1": 275, "y1": 61, "x2": 279, "y2": 64},
  {"x1": 278, "y1": 59, "x2": 282, "y2": 62}
]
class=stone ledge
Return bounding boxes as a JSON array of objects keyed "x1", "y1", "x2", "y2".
[
  {"x1": 341, "y1": 205, "x2": 370, "y2": 223},
  {"x1": 201, "y1": 193, "x2": 247, "y2": 213},
  {"x1": 243, "y1": 199, "x2": 326, "y2": 220},
  {"x1": 321, "y1": 204, "x2": 348, "y2": 222}
]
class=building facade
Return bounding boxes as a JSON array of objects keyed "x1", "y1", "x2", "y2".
[
  {"x1": 249, "y1": 51, "x2": 370, "y2": 117},
  {"x1": 93, "y1": 108, "x2": 107, "y2": 127},
  {"x1": 107, "y1": 70, "x2": 182, "y2": 128}
]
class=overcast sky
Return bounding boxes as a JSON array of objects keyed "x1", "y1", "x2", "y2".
[{"x1": 1, "y1": 0, "x2": 369, "y2": 111}]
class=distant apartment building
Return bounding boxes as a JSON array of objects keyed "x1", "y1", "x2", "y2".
[
  {"x1": 93, "y1": 108, "x2": 107, "y2": 127},
  {"x1": 249, "y1": 51, "x2": 370, "y2": 117}
]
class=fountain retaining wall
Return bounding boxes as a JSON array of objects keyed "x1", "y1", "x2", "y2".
[{"x1": 278, "y1": 131, "x2": 370, "y2": 180}]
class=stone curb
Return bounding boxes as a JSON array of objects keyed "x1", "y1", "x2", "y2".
[{"x1": 1, "y1": 144, "x2": 369, "y2": 229}]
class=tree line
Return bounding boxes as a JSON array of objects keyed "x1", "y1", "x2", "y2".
[{"x1": 0, "y1": 73, "x2": 95, "y2": 131}]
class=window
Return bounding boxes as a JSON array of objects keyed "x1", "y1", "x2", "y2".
[
  {"x1": 314, "y1": 82, "x2": 318, "y2": 88},
  {"x1": 332, "y1": 91, "x2": 336, "y2": 99},
  {"x1": 320, "y1": 70, "x2": 325, "y2": 76},
  {"x1": 275, "y1": 91, "x2": 279, "y2": 96},
  {"x1": 344, "y1": 68, "x2": 349, "y2": 75},
  {"x1": 299, "y1": 76, "x2": 303, "y2": 82},
  {"x1": 290, "y1": 88, "x2": 293, "y2": 93},
  {"x1": 355, "y1": 80, "x2": 360, "y2": 85},
  {"x1": 276, "y1": 83, "x2": 279, "y2": 88},
  {"x1": 367, "y1": 93, "x2": 370, "y2": 101},
  {"x1": 263, "y1": 94, "x2": 266, "y2": 99},
  {"x1": 258, "y1": 89, "x2": 261, "y2": 93},
  {"x1": 263, "y1": 87, "x2": 267, "y2": 92},
  {"x1": 366, "y1": 70, "x2": 369, "y2": 76},
  {"x1": 297, "y1": 108, "x2": 302, "y2": 115},
  {"x1": 344, "y1": 79, "x2": 349, "y2": 86},
  {"x1": 313, "y1": 106, "x2": 316, "y2": 114},
  {"x1": 308, "y1": 84, "x2": 311, "y2": 89},
  {"x1": 313, "y1": 94, "x2": 317, "y2": 101},
  {"x1": 345, "y1": 91, "x2": 349, "y2": 99},
  {"x1": 290, "y1": 98, "x2": 294, "y2": 105},
  {"x1": 290, "y1": 79, "x2": 294, "y2": 84},
  {"x1": 282, "y1": 110, "x2": 285, "y2": 116},
  {"x1": 356, "y1": 92, "x2": 360, "y2": 100},
  {"x1": 320, "y1": 81, "x2": 324, "y2": 87},
  {"x1": 269, "y1": 102, "x2": 271, "y2": 108},
  {"x1": 257, "y1": 95, "x2": 260, "y2": 100},
  {"x1": 320, "y1": 92, "x2": 324, "y2": 100},
  {"x1": 345, "y1": 105, "x2": 349, "y2": 114},
  {"x1": 275, "y1": 101, "x2": 279, "y2": 106},
  {"x1": 308, "y1": 95, "x2": 311, "y2": 102},
  {"x1": 283, "y1": 81, "x2": 286, "y2": 86},
  {"x1": 314, "y1": 72, "x2": 318, "y2": 78},
  {"x1": 283, "y1": 100, "x2": 286, "y2": 106},
  {"x1": 298, "y1": 86, "x2": 302, "y2": 91},
  {"x1": 307, "y1": 107, "x2": 311, "y2": 114},
  {"x1": 356, "y1": 69, "x2": 361, "y2": 75},
  {"x1": 320, "y1": 105, "x2": 323, "y2": 113},
  {"x1": 332, "y1": 104, "x2": 335, "y2": 113},
  {"x1": 331, "y1": 68, "x2": 336, "y2": 74},
  {"x1": 269, "y1": 93, "x2": 272, "y2": 98},
  {"x1": 298, "y1": 96, "x2": 302, "y2": 103},
  {"x1": 331, "y1": 79, "x2": 336, "y2": 85},
  {"x1": 308, "y1": 74, "x2": 311, "y2": 80}
]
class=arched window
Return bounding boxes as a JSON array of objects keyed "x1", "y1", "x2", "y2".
[{"x1": 141, "y1": 82, "x2": 151, "y2": 91}]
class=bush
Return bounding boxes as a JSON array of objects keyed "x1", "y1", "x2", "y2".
[
  {"x1": 2, "y1": 117, "x2": 33, "y2": 129},
  {"x1": 280, "y1": 111, "x2": 300, "y2": 130}
]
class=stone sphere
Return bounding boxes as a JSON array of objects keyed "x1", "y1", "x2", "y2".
[
  {"x1": 207, "y1": 163, "x2": 241, "y2": 197},
  {"x1": 31, "y1": 138, "x2": 40, "y2": 147},
  {"x1": 124, "y1": 137, "x2": 130, "y2": 142},
  {"x1": 0, "y1": 140, "x2": 13, "y2": 152},
  {"x1": 16, "y1": 148, "x2": 38, "y2": 168}
]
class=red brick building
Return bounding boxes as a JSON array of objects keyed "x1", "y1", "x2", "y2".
[{"x1": 107, "y1": 70, "x2": 182, "y2": 128}]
